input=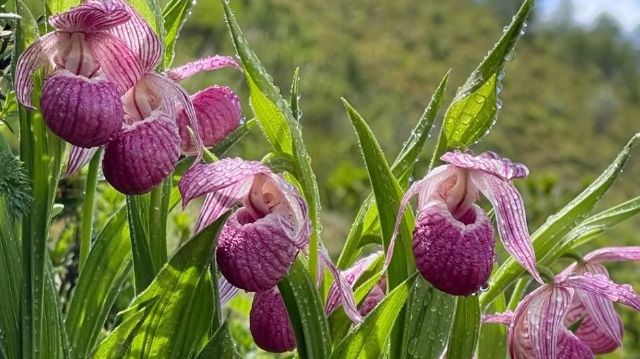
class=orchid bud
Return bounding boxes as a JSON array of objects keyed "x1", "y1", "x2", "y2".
[
  {"x1": 40, "y1": 71, "x2": 123, "y2": 148},
  {"x1": 249, "y1": 288, "x2": 296, "y2": 353},
  {"x1": 102, "y1": 112, "x2": 180, "y2": 195}
]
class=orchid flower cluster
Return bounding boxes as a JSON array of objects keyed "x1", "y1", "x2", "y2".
[
  {"x1": 7, "y1": 0, "x2": 640, "y2": 358},
  {"x1": 16, "y1": 0, "x2": 241, "y2": 194}
]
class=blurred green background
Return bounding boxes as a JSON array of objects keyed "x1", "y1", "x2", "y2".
[{"x1": 4, "y1": 0, "x2": 640, "y2": 357}]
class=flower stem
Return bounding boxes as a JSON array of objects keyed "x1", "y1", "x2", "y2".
[{"x1": 78, "y1": 148, "x2": 102, "y2": 272}]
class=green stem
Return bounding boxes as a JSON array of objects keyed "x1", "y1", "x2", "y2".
[
  {"x1": 79, "y1": 148, "x2": 102, "y2": 272},
  {"x1": 148, "y1": 179, "x2": 169, "y2": 270},
  {"x1": 507, "y1": 277, "x2": 531, "y2": 311}
]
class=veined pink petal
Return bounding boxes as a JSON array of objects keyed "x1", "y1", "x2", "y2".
[
  {"x1": 63, "y1": 146, "x2": 100, "y2": 178},
  {"x1": 482, "y1": 311, "x2": 514, "y2": 325},
  {"x1": 250, "y1": 288, "x2": 296, "y2": 353},
  {"x1": 49, "y1": 0, "x2": 130, "y2": 32},
  {"x1": 15, "y1": 32, "x2": 61, "y2": 108},
  {"x1": 320, "y1": 250, "x2": 362, "y2": 323},
  {"x1": 583, "y1": 246, "x2": 640, "y2": 263},
  {"x1": 325, "y1": 252, "x2": 382, "y2": 315},
  {"x1": 384, "y1": 164, "x2": 456, "y2": 270},
  {"x1": 565, "y1": 292, "x2": 623, "y2": 354},
  {"x1": 193, "y1": 182, "x2": 252, "y2": 233},
  {"x1": 510, "y1": 286, "x2": 573, "y2": 359},
  {"x1": 177, "y1": 86, "x2": 242, "y2": 155},
  {"x1": 556, "y1": 272, "x2": 640, "y2": 312},
  {"x1": 108, "y1": 0, "x2": 162, "y2": 70},
  {"x1": 441, "y1": 150, "x2": 529, "y2": 181},
  {"x1": 178, "y1": 158, "x2": 270, "y2": 208},
  {"x1": 85, "y1": 32, "x2": 143, "y2": 93},
  {"x1": 470, "y1": 172, "x2": 542, "y2": 284},
  {"x1": 166, "y1": 55, "x2": 242, "y2": 82},
  {"x1": 556, "y1": 331, "x2": 595, "y2": 359},
  {"x1": 219, "y1": 277, "x2": 240, "y2": 305}
]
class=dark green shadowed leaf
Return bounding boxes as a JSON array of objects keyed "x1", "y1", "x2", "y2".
[
  {"x1": 196, "y1": 323, "x2": 242, "y2": 359},
  {"x1": 0, "y1": 197, "x2": 22, "y2": 359},
  {"x1": 439, "y1": 0, "x2": 532, "y2": 150},
  {"x1": 401, "y1": 277, "x2": 456, "y2": 359},
  {"x1": 278, "y1": 258, "x2": 332, "y2": 359},
  {"x1": 447, "y1": 296, "x2": 480, "y2": 359},
  {"x1": 478, "y1": 292, "x2": 508, "y2": 359},
  {"x1": 126, "y1": 194, "x2": 156, "y2": 293},
  {"x1": 337, "y1": 71, "x2": 449, "y2": 269},
  {"x1": 93, "y1": 214, "x2": 228, "y2": 359},
  {"x1": 330, "y1": 273, "x2": 419, "y2": 359},
  {"x1": 481, "y1": 133, "x2": 640, "y2": 307},
  {"x1": 162, "y1": 0, "x2": 194, "y2": 68},
  {"x1": 222, "y1": 0, "x2": 323, "y2": 280}
]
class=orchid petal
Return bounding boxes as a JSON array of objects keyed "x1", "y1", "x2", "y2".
[
  {"x1": 62, "y1": 146, "x2": 99, "y2": 178},
  {"x1": 325, "y1": 251, "x2": 382, "y2": 315},
  {"x1": 166, "y1": 55, "x2": 242, "y2": 82},
  {"x1": 15, "y1": 32, "x2": 60, "y2": 108},
  {"x1": 219, "y1": 277, "x2": 240, "y2": 306},
  {"x1": 138, "y1": 72, "x2": 203, "y2": 159},
  {"x1": 85, "y1": 32, "x2": 143, "y2": 93},
  {"x1": 49, "y1": 1, "x2": 130, "y2": 32},
  {"x1": 470, "y1": 172, "x2": 542, "y2": 283},
  {"x1": 179, "y1": 158, "x2": 271, "y2": 208},
  {"x1": 269, "y1": 174, "x2": 311, "y2": 248},
  {"x1": 442, "y1": 150, "x2": 529, "y2": 181},
  {"x1": 481, "y1": 311, "x2": 514, "y2": 325},
  {"x1": 193, "y1": 182, "x2": 252, "y2": 234},
  {"x1": 108, "y1": 0, "x2": 162, "y2": 70},
  {"x1": 571, "y1": 290, "x2": 624, "y2": 353},
  {"x1": 583, "y1": 246, "x2": 640, "y2": 263},
  {"x1": 384, "y1": 164, "x2": 455, "y2": 270},
  {"x1": 556, "y1": 272, "x2": 640, "y2": 312},
  {"x1": 320, "y1": 250, "x2": 362, "y2": 323},
  {"x1": 510, "y1": 286, "x2": 573, "y2": 359},
  {"x1": 556, "y1": 330, "x2": 595, "y2": 359}
]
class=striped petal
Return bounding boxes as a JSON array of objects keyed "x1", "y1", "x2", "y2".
[
  {"x1": 564, "y1": 294, "x2": 623, "y2": 354},
  {"x1": 325, "y1": 251, "x2": 382, "y2": 315},
  {"x1": 85, "y1": 32, "x2": 143, "y2": 94},
  {"x1": 166, "y1": 55, "x2": 241, "y2": 82},
  {"x1": 62, "y1": 146, "x2": 100, "y2": 178},
  {"x1": 441, "y1": 150, "x2": 529, "y2": 181},
  {"x1": 250, "y1": 288, "x2": 296, "y2": 353},
  {"x1": 320, "y1": 250, "x2": 362, "y2": 323},
  {"x1": 556, "y1": 272, "x2": 640, "y2": 313},
  {"x1": 15, "y1": 32, "x2": 61, "y2": 108},
  {"x1": 482, "y1": 311, "x2": 514, "y2": 325},
  {"x1": 584, "y1": 246, "x2": 640, "y2": 263},
  {"x1": 470, "y1": 171, "x2": 542, "y2": 283},
  {"x1": 49, "y1": 0, "x2": 130, "y2": 32},
  {"x1": 218, "y1": 277, "x2": 240, "y2": 306},
  {"x1": 193, "y1": 184, "x2": 251, "y2": 234}
]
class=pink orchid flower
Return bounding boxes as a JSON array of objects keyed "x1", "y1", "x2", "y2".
[
  {"x1": 560, "y1": 247, "x2": 640, "y2": 354},
  {"x1": 483, "y1": 272, "x2": 640, "y2": 359},
  {"x1": 389, "y1": 150, "x2": 541, "y2": 296}
]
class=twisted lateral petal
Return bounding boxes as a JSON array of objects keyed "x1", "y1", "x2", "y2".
[
  {"x1": 15, "y1": 32, "x2": 61, "y2": 108},
  {"x1": 470, "y1": 171, "x2": 542, "y2": 283},
  {"x1": 481, "y1": 311, "x2": 514, "y2": 325},
  {"x1": 385, "y1": 164, "x2": 456, "y2": 269},
  {"x1": 413, "y1": 202, "x2": 495, "y2": 296},
  {"x1": 320, "y1": 250, "x2": 362, "y2": 323},
  {"x1": 177, "y1": 86, "x2": 242, "y2": 155},
  {"x1": 556, "y1": 272, "x2": 640, "y2": 312},
  {"x1": 102, "y1": 112, "x2": 180, "y2": 194},
  {"x1": 48, "y1": 0, "x2": 130, "y2": 32},
  {"x1": 108, "y1": 0, "x2": 162, "y2": 70},
  {"x1": 178, "y1": 158, "x2": 270, "y2": 208},
  {"x1": 40, "y1": 71, "x2": 123, "y2": 148},
  {"x1": 139, "y1": 73, "x2": 203, "y2": 158},
  {"x1": 219, "y1": 277, "x2": 240, "y2": 306},
  {"x1": 166, "y1": 56, "x2": 242, "y2": 82},
  {"x1": 325, "y1": 251, "x2": 382, "y2": 315},
  {"x1": 583, "y1": 246, "x2": 640, "y2": 263},
  {"x1": 63, "y1": 146, "x2": 99, "y2": 178},
  {"x1": 510, "y1": 286, "x2": 573, "y2": 359},
  {"x1": 193, "y1": 183, "x2": 253, "y2": 233},
  {"x1": 216, "y1": 212, "x2": 299, "y2": 292},
  {"x1": 441, "y1": 150, "x2": 529, "y2": 181},
  {"x1": 564, "y1": 294, "x2": 623, "y2": 354},
  {"x1": 85, "y1": 32, "x2": 143, "y2": 93},
  {"x1": 250, "y1": 288, "x2": 296, "y2": 353}
]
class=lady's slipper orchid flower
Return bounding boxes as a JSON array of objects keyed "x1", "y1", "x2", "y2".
[
  {"x1": 249, "y1": 287, "x2": 296, "y2": 353},
  {"x1": 15, "y1": 0, "x2": 144, "y2": 148},
  {"x1": 483, "y1": 273, "x2": 640, "y2": 359},
  {"x1": 389, "y1": 150, "x2": 541, "y2": 296},
  {"x1": 560, "y1": 247, "x2": 640, "y2": 354}
]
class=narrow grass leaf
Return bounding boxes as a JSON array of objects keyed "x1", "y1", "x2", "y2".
[
  {"x1": 447, "y1": 296, "x2": 480, "y2": 359},
  {"x1": 161, "y1": 0, "x2": 194, "y2": 68},
  {"x1": 0, "y1": 198, "x2": 21, "y2": 359}
]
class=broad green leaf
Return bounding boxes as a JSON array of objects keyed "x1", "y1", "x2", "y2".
[
  {"x1": 0, "y1": 197, "x2": 21, "y2": 359},
  {"x1": 195, "y1": 323, "x2": 242, "y2": 359},
  {"x1": 161, "y1": 0, "x2": 195, "y2": 68},
  {"x1": 401, "y1": 277, "x2": 456, "y2": 359},
  {"x1": 478, "y1": 293, "x2": 508, "y2": 359},
  {"x1": 129, "y1": 0, "x2": 165, "y2": 42},
  {"x1": 222, "y1": 0, "x2": 322, "y2": 280},
  {"x1": 93, "y1": 214, "x2": 228, "y2": 359},
  {"x1": 66, "y1": 206, "x2": 131, "y2": 359},
  {"x1": 330, "y1": 273, "x2": 419, "y2": 359},
  {"x1": 278, "y1": 258, "x2": 331, "y2": 359},
  {"x1": 441, "y1": 0, "x2": 532, "y2": 149},
  {"x1": 447, "y1": 296, "x2": 480, "y2": 359},
  {"x1": 337, "y1": 71, "x2": 449, "y2": 269},
  {"x1": 342, "y1": 98, "x2": 417, "y2": 358},
  {"x1": 481, "y1": 133, "x2": 640, "y2": 307}
]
